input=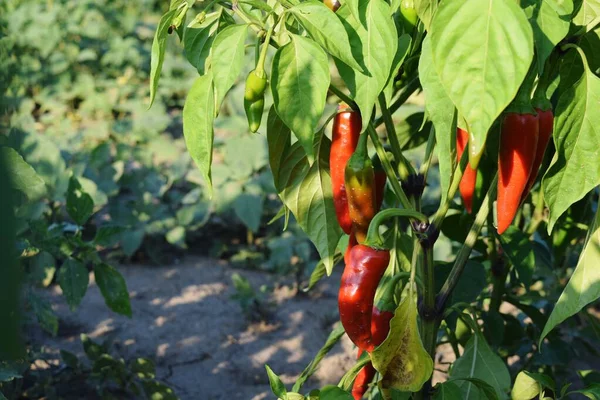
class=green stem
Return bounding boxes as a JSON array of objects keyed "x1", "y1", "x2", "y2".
[
  {"x1": 328, "y1": 84, "x2": 357, "y2": 110},
  {"x1": 363, "y1": 208, "x2": 428, "y2": 249},
  {"x1": 254, "y1": 21, "x2": 274, "y2": 76},
  {"x1": 377, "y1": 94, "x2": 415, "y2": 176},
  {"x1": 368, "y1": 124, "x2": 413, "y2": 210},
  {"x1": 419, "y1": 125, "x2": 436, "y2": 180},
  {"x1": 232, "y1": 3, "x2": 263, "y2": 32},
  {"x1": 490, "y1": 263, "x2": 509, "y2": 313},
  {"x1": 430, "y1": 145, "x2": 469, "y2": 230},
  {"x1": 526, "y1": 189, "x2": 545, "y2": 235},
  {"x1": 374, "y1": 77, "x2": 420, "y2": 128},
  {"x1": 437, "y1": 173, "x2": 498, "y2": 312}
]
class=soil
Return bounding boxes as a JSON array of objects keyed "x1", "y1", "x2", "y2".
[{"x1": 32, "y1": 257, "x2": 452, "y2": 399}]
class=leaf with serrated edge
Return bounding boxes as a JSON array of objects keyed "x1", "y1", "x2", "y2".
[{"x1": 430, "y1": 0, "x2": 533, "y2": 167}]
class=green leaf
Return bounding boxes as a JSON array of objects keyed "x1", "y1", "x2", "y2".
[
  {"x1": 572, "y1": 0, "x2": 600, "y2": 31},
  {"x1": 419, "y1": 36, "x2": 456, "y2": 205},
  {"x1": 58, "y1": 259, "x2": 89, "y2": 311},
  {"x1": 288, "y1": 1, "x2": 364, "y2": 73},
  {"x1": 183, "y1": 74, "x2": 216, "y2": 196},
  {"x1": 498, "y1": 226, "x2": 536, "y2": 287},
  {"x1": 1, "y1": 147, "x2": 46, "y2": 201},
  {"x1": 183, "y1": 10, "x2": 226, "y2": 74},
  {"x1": 29, "y1": 293, "x2": 58, "y2": 336},
  {"x1": 526, "y1": 0, "x2": 573, "y2": 74},
  {"x1": 234, "y1": 193, "x2": 264, "y2": 233},
  {"x1": 130, "y1": 358, "x2": 156, "y2": 379},
  {"x1": 81, "y1": 334, "x2": 107, "y2": 361},
  {"x1": 433, "y1": 381, "x2": 464, "y2": 400},
  {"x1": 149, "y1": 9, "x2": 179, "y2": 107},
  {"x1": 121, "y1": 228, "x2": 145, "y2": 257},
  {"x1": 94, "y1": 226, "x2": 127, "y2": 247},
  {"x1": 415, "y1": 0, "x2": 437, "y2": 31},
  {"x1": 338, "y1": 352, "x2": 371, "y2": 391},
  {"x1": 371, "y1": 293, "x2": 433, "y2": 392},
  {"x1": 511, "y1": 371, "x2": 542, "y2": 400},
  {"x1": 211, "y1": 24, "x2": 249, "y2": 109},
  {"x1": 29, "y1": 251, "x2": 56, "y2": 288},
  {"x1": 66, "y1": 177, "x2": 94, "y2": 226},
  {"x1": 450, "y1": 378, "x2": 499, "y2": 400},
  {"x1": 449, "y1": 332, "x2": 511, "y2": 399},
  {"x1": 267, "y1": 107, "x2": 292, "y2": 193},
  {"x1": 543, "y1": 48, "x2": 600, "y2": 233},
  {"x1": 271, "y1": 34, "x2": 330, "y2": 162},
  {"x1": 540, "y1": 204, "x2": 600, "y2": 344},
  {"x1": 267, "y1": 110, "x2": 343, "y2": 275},
  {"x1": 303, "y1": 253, "x2": 343, "y2": 292},
  {"x1": 60, "y1": 350, "x2": 80, "y2": 369},
  {"x1": 265, "y1": 364, "x2": 288, "y2": 399},
  {"x1": 292, "y1": 324, "x2": 345, "y2": 392},
  {"x1": 334, "y1": 0, "x2": 398, "y2": 131},
  {"x1": 94, "y1": 263, "x2": 132, "y2": 317},
  {"x1": 383, "y1": 34, "x2": 412, "y2": 103},
  {"x1": 430, "y1": 0, "x2": 534, "y2": 167},
  {"x1": 141, "y1": 380, "x2": 178, "y2": 400},
  {"x1": 0, "y1": 366, "x2": 21, "y2": 383},
  {"x1": 320, "y1": 386, "x2": 353, "y2": 400}
]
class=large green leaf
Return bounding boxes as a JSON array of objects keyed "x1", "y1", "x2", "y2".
[
  {"x1": 525, "y1": 0, "x2": 573, "y2": 74},
  {"x1": 267, "y1": 110, "x2": 342, "y2": 275},
  {"x1": 289, "y1": 1, "x2": 364, "y2": 72},
  {"x1": 149, "y1": 9, "x2": 178, "y2": 107},
  {"x1": 572, "y1": 0, "x2": 600, "y2": 31},
  {"x1": 183, "y1": 74, "x2": 215, "y2": 196},
  {"x1": 415, "y1": 0, "x2": 437, "y2": 31},
  {"x1": 540, "y1": 205, "x2": 600, "y2": 344},
  {"x1": 418, "y1": 37, "x2": 456, "y2": 205},
  {"x1": 433, "y1": 381, "x2": 464, "y2": 400},
  {"x1": 543, "y1": 48, "x2": 600, "y2": 233},
  {"x1": 335, "y1": 0, "x2": 398, "y2": 131},
  {"x1": 449, "y1": 332, "x2": 511, "y2": 399},
  {"x1": 233, "y1": 193, "x2": 264, "y2": 233},
  {"x1": 1, "y1": 147, "x2": 46, "y2": 201},
  {"x1": 58, "y1": 259, "x2": 89, "y2": 311},
  {"x1": 66, "y1": 177, "x2": 94, "y2": 226},
  {"x1": 94, "y1": 263, "x2": 132, "y2": 317},
  {"x1": 271, "y1": 34, "x2": 330, "y2": 162},
  {"x1": 511, "y1": 371, "x2": 542, "y2": 400},
  {"x1": 211, "y1": 24, "x2": 249, "y2": 109},
  {"x1": 183, "y1": 10, "x2": 230, "y2": 74},
  {"x1": 371, "y1": 293, "x2": 433, "y2": 392},
  {"x1": 429, "y1": 0, "x2": 534, "y2": 168}
]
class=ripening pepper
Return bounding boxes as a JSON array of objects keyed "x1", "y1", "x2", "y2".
[
  {"x1": 339, "y1": 245, "x2": 390, "y2": 352},
  {"x1": 371, "y1": 153, "x2": 387, "y2": 212},
  {"x1": 497, "y1": 112, "x2": 538, "y2": 234},
  {"x1": 456, "y1": 128, "x2": 478, "y2": 213},
  {"x1": 345, "y1": 133, "x2": 377, "y2": 244},
  {"x1": 352, "y1": 309, "x2": 393, "y2": 399},
  {"x1": 244, "y1": 69, "x2": 267, "y2": 133},
  {"x1": 331, "y1": 106, "x2": 361, "y2": 234},
  {"x1": 323, "y1": 0, "x2": 341, "y2": 11}
]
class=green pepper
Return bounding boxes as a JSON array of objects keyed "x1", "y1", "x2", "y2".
[{"x1": 244, "y1": 69, "x2": 267, "y2": 133}]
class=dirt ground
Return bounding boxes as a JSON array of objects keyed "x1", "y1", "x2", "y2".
[{"x1": 32, "y1": 257, "x2": 451, "y2": 399}]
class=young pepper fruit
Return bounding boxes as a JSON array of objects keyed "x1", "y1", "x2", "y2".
[
  {"x1": 331, "y1": 106, "x2": 361, "y2": 234},
  {"x1": 339, "y1": 245, "x2": 390, "y2": 352},
  {"x1": 244, "y1": 69, "x2": 267, "y2": 133},
  {"x1": 345, "y1": 132, "x2": 377, "y2": 244},
  {"x1": 456, "y1": 128, "x2": 478, "y2": 213}
]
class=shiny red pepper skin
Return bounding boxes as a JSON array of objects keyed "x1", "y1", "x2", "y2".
[
  {"x1": 331, "y1": 107, "x2": 361, "y2": 234},
  {"x1": 520, "y1": 108, "x2": 554, "y2": 203},
  {"x1": 344, "y1": 232, "x2": 358, "y2": 266},
  {"x1": 497, "y1": 112, "x2": 539, "y2": 234},
  {"x1": 352, "y1": 308, "x2": 394, "y2": 399},
  {"x1": 456, "y1": 128, "x2": 477, "y2": 213},
  {"x1": 339, "y1": 245, "x2": 390, "y2": 352}
]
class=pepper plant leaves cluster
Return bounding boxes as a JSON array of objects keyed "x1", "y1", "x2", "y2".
[{"x1": 148, "y1": 0, "x2": 600, "y2": 397}]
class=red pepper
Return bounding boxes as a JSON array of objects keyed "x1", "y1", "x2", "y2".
[
  {"x1": 345, "y1": 133, "x2": 377, "y2": 244},
  {"x1": 344, "y1": 231, "x2": 358, "y2": 266},
  {"x1": 520, "y1": 107, "x2": 553, "y2": 203},
  {"x1": 339, "y1": 245, "x2": 390, "y2": 352},
  {"x1": 456, "y1": 128, "x2": 478, "y2": 213},
  {"x1": 331, "y1": 106, "x2": 361, "y2": 234},
  {"x1": 497, "y1": 112, "x2": 538, "y2": 234},
  {"x1": 371, "y1": 153, "x2": 387, "y2": 212}
]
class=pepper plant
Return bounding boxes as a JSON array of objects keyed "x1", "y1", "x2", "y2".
[{"x1": 150, "y1": 0, "x2": 600, "y2": 398}]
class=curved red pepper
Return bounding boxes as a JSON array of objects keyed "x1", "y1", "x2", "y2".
[
  {"x1": 456, "y1": 128, "x2": 477, "y2": 213},
  {"x1": 351, "y1": 305, "x2": 394, "y2": 399},
  {"x1": 520, "y1": 108, "x2": 554, "y2": 203},
  {"x1": 497, "y1": 112, "x2": 539, "y2": 234},
  {"x1": 344, "y1": 232, "x2": 358, "y2": 266},
  {"x1": 339, "y1": 245, "x2": 390, "y2": 352},
  {"x1": 331, "y1": 106, "x2": 361, "y2": 234}
]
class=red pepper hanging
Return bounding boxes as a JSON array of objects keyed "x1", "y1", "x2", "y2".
[{"x1": 456, "y1": 128, "x2": 478, "y2": 213}]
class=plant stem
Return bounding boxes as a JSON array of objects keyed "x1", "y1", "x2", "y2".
[
  {"x1": 420, "y1": 246, "x2": 438, "y2": 360},
  {"x1": 368, "y1": 124, "x2": 413, "y2": 210},
  {"x1": 420, "y1": 125, "x2": 436, "y2": 181},
  {"x1": 328, "y1": 84, "x2": 357, "y2": 110},
  {"x1": 377, "y1": 94, "x2": 415, "y2": 176},
  {"x1": 430, "y1": 145, "x2": 468, "y2": 230},
  {"x1": 526, "y1": 189, "x2": 545, "y2": 235},
  {"x1": 374, "y1": 77, "x2": 420, "y2": 128},
  {"x1": 255, "y1": 22, "x2": 274, "y2": 75},
  {"x1": 232, "y1": 2, "x2": 262, "y2": 32},
  {"x1": 437, "y1": 173, "x2": 498, "y2": 312}
]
